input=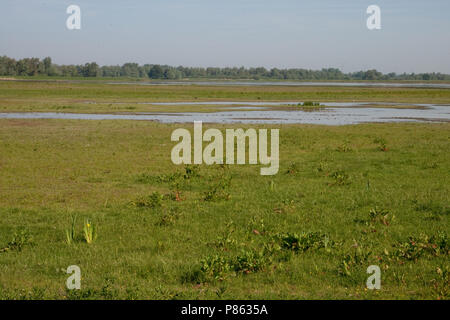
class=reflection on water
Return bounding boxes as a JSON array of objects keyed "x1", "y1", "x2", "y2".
[
  {"x1": 1, "y1": 104, "x2": 449, "y2": 125},
  {"x1": 140, "y1": 101, "x2": 365, "y2": 106}
]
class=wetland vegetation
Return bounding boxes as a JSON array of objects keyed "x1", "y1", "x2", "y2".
[{"x1": 0, "y1": 80, "x2": 448, "y2": 299}]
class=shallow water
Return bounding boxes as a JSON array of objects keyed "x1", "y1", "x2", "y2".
[
  {"x1": 1, "y1": 104, "x2": 449, "y2": 125},
  {"x1": 139, "y1": 101, "x2": 365, "y2": 107},
  {"x1": 89, "y1": 101, "x2": 437, "y2": 108}
]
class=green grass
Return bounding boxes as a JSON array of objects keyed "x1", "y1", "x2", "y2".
[
  {"x1": 1, "y1": 81, "x2": 450, "y2": 114},
  {"x1": 0, "y1": 118, "x2": 448, "y2": 299},
  {"x1": 4, "y1": 75, "x2": 450, "y2": 84}
]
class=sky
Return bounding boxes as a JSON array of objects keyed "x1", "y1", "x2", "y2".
[{"x1": 0, "y1": 0, "x2": 449, "y2": 73}]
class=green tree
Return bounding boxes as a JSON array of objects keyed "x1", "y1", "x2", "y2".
[
  {"x1": 43, "y1": 57, "x2": 52, "y2": 75},
  {"x1": 149, "y1": 65, "x2": 163, "y2": 79},
  {"x1": 82, "y1": 62, "x2": 99, "y2": 77},
  {"x1": 121, "y1": 63, "x2": 140, "y2": 77}
]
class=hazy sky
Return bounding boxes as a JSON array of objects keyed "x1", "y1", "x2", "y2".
[{"x1": 1, "y1": 0, "x2": 449, "y2": 73}]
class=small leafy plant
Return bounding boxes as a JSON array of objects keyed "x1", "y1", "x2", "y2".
[
  {"x1": 432, "y1": 266, "x2": 449, "y2": 299},
  {"x1": 330, "y1": 170, "x2": 351, "y2": 186},
  {"x1": 0, "y1": 229, "x2": 32, "y2": 253},
  {"x1": 200, "y1": 255, "x2": 232, "y2": 281},
  {"x1": 393, "y1": 232, "x2": 448, "y2": 262},
  {"x1": 278, "y1": 231, "x2": 332, "y2": 252},
  {"x1": 374, "y1": 137, "x2": 388, "y2": 151},
  {"x1": 83, "y1": 219, "x2": 97, "y2": 244},
  {"x1": 316, "y1": 161, "x2": 329, "y2": 173},
  {"x1": 338, "y1": 246, "x2": 372, "y2": 276},
  {"x1": 369, "y1": 207, "x2": 394, "y2": 226},
  {"x1": 233, "y1": 250, "x2": 268, "y2": 274},
  {"x1": 248, "y1": 218, "x2": 268, "y2": 236},
  {"x1": 66, "y1": 214, "x2": 77, "y2": 245},
  {"x1": 336, "y1": 142, "x2": 352, "y2": 152},
  {"x1": 132, "y1": 191, "x2": 164, "y2": 208},
  {"x1": 204, "y1": 174, "x2": 231, "y2": 201},
  {"x1": 183, "y1": 164, "x2": 200, "y2": 179}
]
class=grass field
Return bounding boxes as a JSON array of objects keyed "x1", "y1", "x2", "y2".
[
  {"x1": 1, "y1": 81, "x2": 450, "y2": 114},
  {"x1": 0, "y1": 81, "x2": 449, "y2": 300}
]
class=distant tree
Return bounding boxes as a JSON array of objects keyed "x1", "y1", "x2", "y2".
[
  {"x1": 60, "y1": 65, "x2": 78, "y2": 77},
  {"x1": 163, "y1": 68, "x2": 182, "y2": 80},
  {"x1": 0, "y1": 55, "x2": 449, "y2": 81},
  {"x1": 363, "y1": 69, "x2": 382, "y2": 80},
  {"x1": 43, "y1": 57, "x2": 52, "y2": 75},
  {"x1": 15, "y1": 58, "x2": 40, "y2": 76},
  {"x1": 101, "y1": 65, "x2": 121, "y2": 77},
  {"x1": 139, "y1": 65, "x2": 151, "y2": 78},
  {"x1": 148, "y1": 65, "x2": 163, "y2": 79},
  {"x1": 82, "y1": 62, "x2": 99, "y2": 77},
  {"x1": 121, "y1": 63, "x2": 140, "y2": 77},
  {"x1": 270, "y1": 68, "x2": 281, "y2": 79},
  {"x1": 0, "y1": 56, "x2": 17, "y2": 75}
]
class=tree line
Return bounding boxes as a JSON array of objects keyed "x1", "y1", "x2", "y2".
[{"x1": 1, "y1": 55, "x2": 449, "y2": 81}]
